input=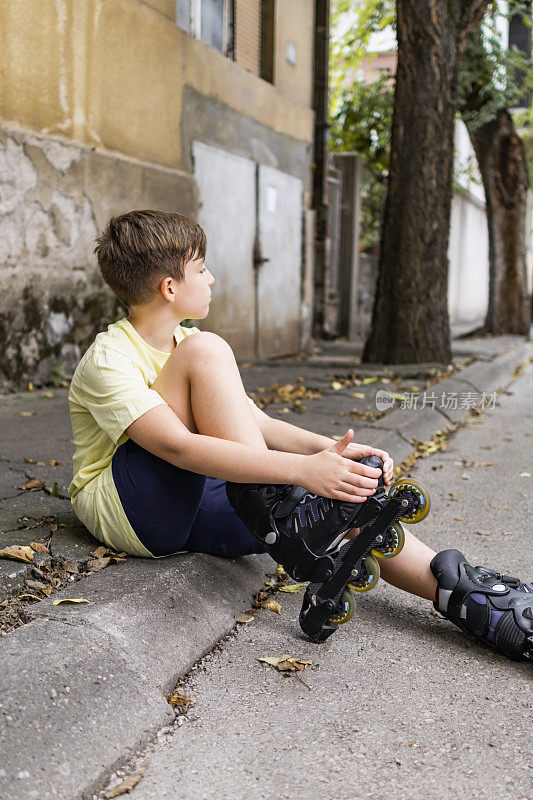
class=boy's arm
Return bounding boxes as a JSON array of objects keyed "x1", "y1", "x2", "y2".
[
  {"x1": 252, "y1": 406, "x2": 394, "y2": 485},
  {"x1": 125, "y1": 404, "x2": 381, "y2": 502}
]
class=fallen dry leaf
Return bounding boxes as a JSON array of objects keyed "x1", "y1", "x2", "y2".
[
  {"x1": 90, "y1": 546, "x2": 110, "y2": 558},
  {"x1": 20, "y1": 411, "x2": 35, "y2": 417},
  {"x1": 519, "y1": 472, "x2": 531, "y2": 478},
  {"x1": 51, "y1": 598, "x2": 91, "y2": 605},
  {"x1": 278, "y1": 583, "x2": 306, "y2": 594},
  {"x1": 258, "y1": 655, "x2": 313, "y2": 672},
  {"x1": 0, "y1": 545, "x2": 34, "y2": 563},
  {"x1": 49, "y1": 459, "x2": 62, "y2": 466},
  {"x1": 19, "y1": 593, "x2": 42, "y2": 602},
  {"x1": 351, "y1": 392, "x2": 365, "y2": 399},
  {"x1": 331, "y1": 381, "x2": 343, "y2": 391},
  {"x1": 490, "y1": 502, "x2": 509, "y2": 510},
  {"x1": 30, "y1": 542, "x2": 49, "y2": 553},
  {"x1": 104, "y1": 768, "x2": 147, "y2": 798},
  {"x1": 62, "y1": 560, "x2": 79, "y2": 574},
  {"x1": 40, "y1": 391, "x2": 55, "y2": 398},
  {"x1": 18, "y1": 478, "x2": 45, "y2": 491},
  {"x1": 86, "y1": 557, "x2": 111, "y2": 572},
  {"x1": 453, "y1": 516, "x2": 464, "y2": 522},
  {"x1": 475, "y1": 530, "x2": 490, "y2": 536},
  {"x1": 23, "y1": 457, "x2": 37, "y2": 464},
  {"x1": 261, "y1": 599, "x2": 282, "y2": 614},
  {"x1": 26, "y1": 579, "x2": 48, "y2": 591},
  {"x1": 166, "y1": 691, "x2": 196, "y2": 709},
  {"x1": 235, "y1": 612, "x2": 255, "y2": 623}
]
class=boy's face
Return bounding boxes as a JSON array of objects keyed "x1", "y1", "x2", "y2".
[{"x1": 174, "y1": 255, "x2": 215, "y2": 321}]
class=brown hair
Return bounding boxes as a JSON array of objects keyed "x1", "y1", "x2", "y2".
[{"x1": 94, "y1": 210, "x2": 207, "y2": 306}]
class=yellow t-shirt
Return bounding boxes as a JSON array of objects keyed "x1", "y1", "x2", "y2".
[{"x1": 68, "y1": 318, "x2": 200, "y2": 557}]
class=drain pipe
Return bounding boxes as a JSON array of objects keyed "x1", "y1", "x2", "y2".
[{"x1": 312, "y1": 0, "x2": 331, "y2": 339}]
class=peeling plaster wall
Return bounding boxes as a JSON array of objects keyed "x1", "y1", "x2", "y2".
[{"x1": 0, "y1": 124, "x2": 197, "y2": 388}]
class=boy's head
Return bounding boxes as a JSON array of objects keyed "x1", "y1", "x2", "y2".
[{"x1": 94, "y1": 210, "x2": 207, "y2": 307}]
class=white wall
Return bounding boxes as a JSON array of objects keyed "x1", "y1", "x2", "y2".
[
  {"x1": 447, "y1": 121, "x2": 489, "y2": 334},
  {"x1": 448, "y1": 189, "x2": 489, "y2": 334}
]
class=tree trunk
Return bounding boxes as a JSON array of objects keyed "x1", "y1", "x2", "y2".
[
  {"x1": 467, "y1": 110, "x2": 530, "y2": 334},
  {"x1": 362, "y1": 0, "x2": 490, "y2": 364}
]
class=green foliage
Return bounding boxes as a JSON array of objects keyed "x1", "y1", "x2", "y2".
[
  {"x1": 330, "y1": 0, "x2": 395, "y2": 114},
  {"x1": 330, "y1": 70, "x2": 394, "y2": 249},
  {"x1": 329, "y1": 0, "x2": 395, "y2": 248},
  {"x1": 330, "y1": 71, "x2": 393, "y2": 175},
  {"x1": 458, "y1": 2, "x2": 531, "y2": 131},
  {"x1": 329, "y1": 0, "x2": 532, "y2": 248}
]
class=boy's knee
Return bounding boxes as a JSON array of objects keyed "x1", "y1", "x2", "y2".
[{"x1": 178, "y1": 330, "x2": 235, "y2": 363}]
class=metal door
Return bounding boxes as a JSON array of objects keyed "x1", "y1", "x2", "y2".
[
  {"x1": 192, "y1": 141, "x2": 256, "y2": 357},
  {"x1": 257, "y1": 165, "x2": 303, "y2": 357},
  {"x1": 193, "y1": 143, "x2": 303, "y2": 358}
]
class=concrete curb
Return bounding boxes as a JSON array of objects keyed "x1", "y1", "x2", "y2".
[
  {"x1": 0, "y1": 552, "x2": 270, "y2": 800},
  {"x1": 354, "y1": 342, "x2": 532, "y2": 452},
  {"x1": 0, "y1": 338, "x2": 531, "y2": 800}
]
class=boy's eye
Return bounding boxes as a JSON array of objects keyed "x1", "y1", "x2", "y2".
[{"x1": 200, "y1": 267, "x2": 206, "y2": 273}]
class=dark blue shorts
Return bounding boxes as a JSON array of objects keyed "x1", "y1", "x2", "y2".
[{"x1": 111, "y1": 438, "x2": 266, "y2": 558}]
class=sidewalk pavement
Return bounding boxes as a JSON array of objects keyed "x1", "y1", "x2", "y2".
[{"x1": 0, "y1": 334, "x2": 531, "y2": 800}]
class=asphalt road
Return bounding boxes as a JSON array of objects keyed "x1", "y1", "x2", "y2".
[{"x1": 98, "y1": 363, "x2": 533, "y2": 800}]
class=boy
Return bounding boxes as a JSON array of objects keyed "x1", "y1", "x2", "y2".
[{"x1": 68, "y1": 210, "x2": 532, "y2": 660}]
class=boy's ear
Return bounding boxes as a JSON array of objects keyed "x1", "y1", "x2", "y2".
[{"x1": 160, "y1": 276, "x2": 176, "y2": 302}]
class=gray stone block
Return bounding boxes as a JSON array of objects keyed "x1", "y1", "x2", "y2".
[
  {"x1": 456, "y1": 343, "x2": 531, "y2": 395},
  {"x1": 1, "y1": 552, "x2": 270, "y2": 800},
  {"x1": 49, "y1": 522, "x2": 100, "y2": 563},
  {"x1": 0, "y1": 618, "x2": 172, "y2": 800},
  {"x1": 0, "y1": 560, "x2": 28, "y2": 599},
  {"x1": 380, "y1": 406, "x2": 453, "y2": 446}
]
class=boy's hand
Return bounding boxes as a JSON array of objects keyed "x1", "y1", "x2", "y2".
[
  {"x1": 301, "y1": 429, "x2": 381, "y2": 503},
  {"x1": 340, "y1": 440, "x2": 394, "y2": 486}
]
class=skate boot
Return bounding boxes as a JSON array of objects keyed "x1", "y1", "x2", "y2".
[
  {"x1": 226, "y1": 457, "x2": 378, "y2": 584},
  {"x1": 430, "y1": 549, "x2": 533, "y2": 660},
  {"x1": 227, "y1": 457, "x2": 431, "y2": 642}
]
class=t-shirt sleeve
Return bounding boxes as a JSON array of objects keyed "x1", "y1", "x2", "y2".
[{"x1": 76, "y1": 348, "x2": 167, "y2": 444}]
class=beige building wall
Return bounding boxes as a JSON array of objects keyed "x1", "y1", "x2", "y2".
[
  {"x1": 0, "y1": 0, "x2": 316, "y2": 384},
  {"x1": 0, "y1": 0, "x2": 314, "y2": 168}
]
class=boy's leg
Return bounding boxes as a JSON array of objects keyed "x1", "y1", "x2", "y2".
[
  {"x1": 368, "y1": 528, "x2": 437, "y2": 601},
  {"x1": 155, "y1": 333, "x2": 437, "y2": 597},
  {"x1": 152, "y1": 331, "x2": 267, "y2": 448}
]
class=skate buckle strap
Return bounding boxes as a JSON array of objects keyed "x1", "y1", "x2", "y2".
[
  {"x1": 271, "y1": 486, "x2": 309, "y2": 518},
  {"x1": 447, "y1": 563, "x2": 510, "y2": 628}
]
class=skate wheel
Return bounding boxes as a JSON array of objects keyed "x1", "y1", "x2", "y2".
[
  {"x1": 328, "y1": 588, "x2": 355, "y2": 626},
  {"x1": 388, "y1": 478, "x2": 431, "y2": 523},
  {"x1": 347, "y1": 554, "x2": 380, "y2": 593},
  {"x1": 372, "y1": 522, "x2": 405, "y2": 559}
]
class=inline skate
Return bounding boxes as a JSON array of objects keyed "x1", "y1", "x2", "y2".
[
  {"x1": 431, "y1": 549, "x2": 533, "y2": 660},
  {"x1": 226, "y1": 456, "x2": 431, "y2": 643}
]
